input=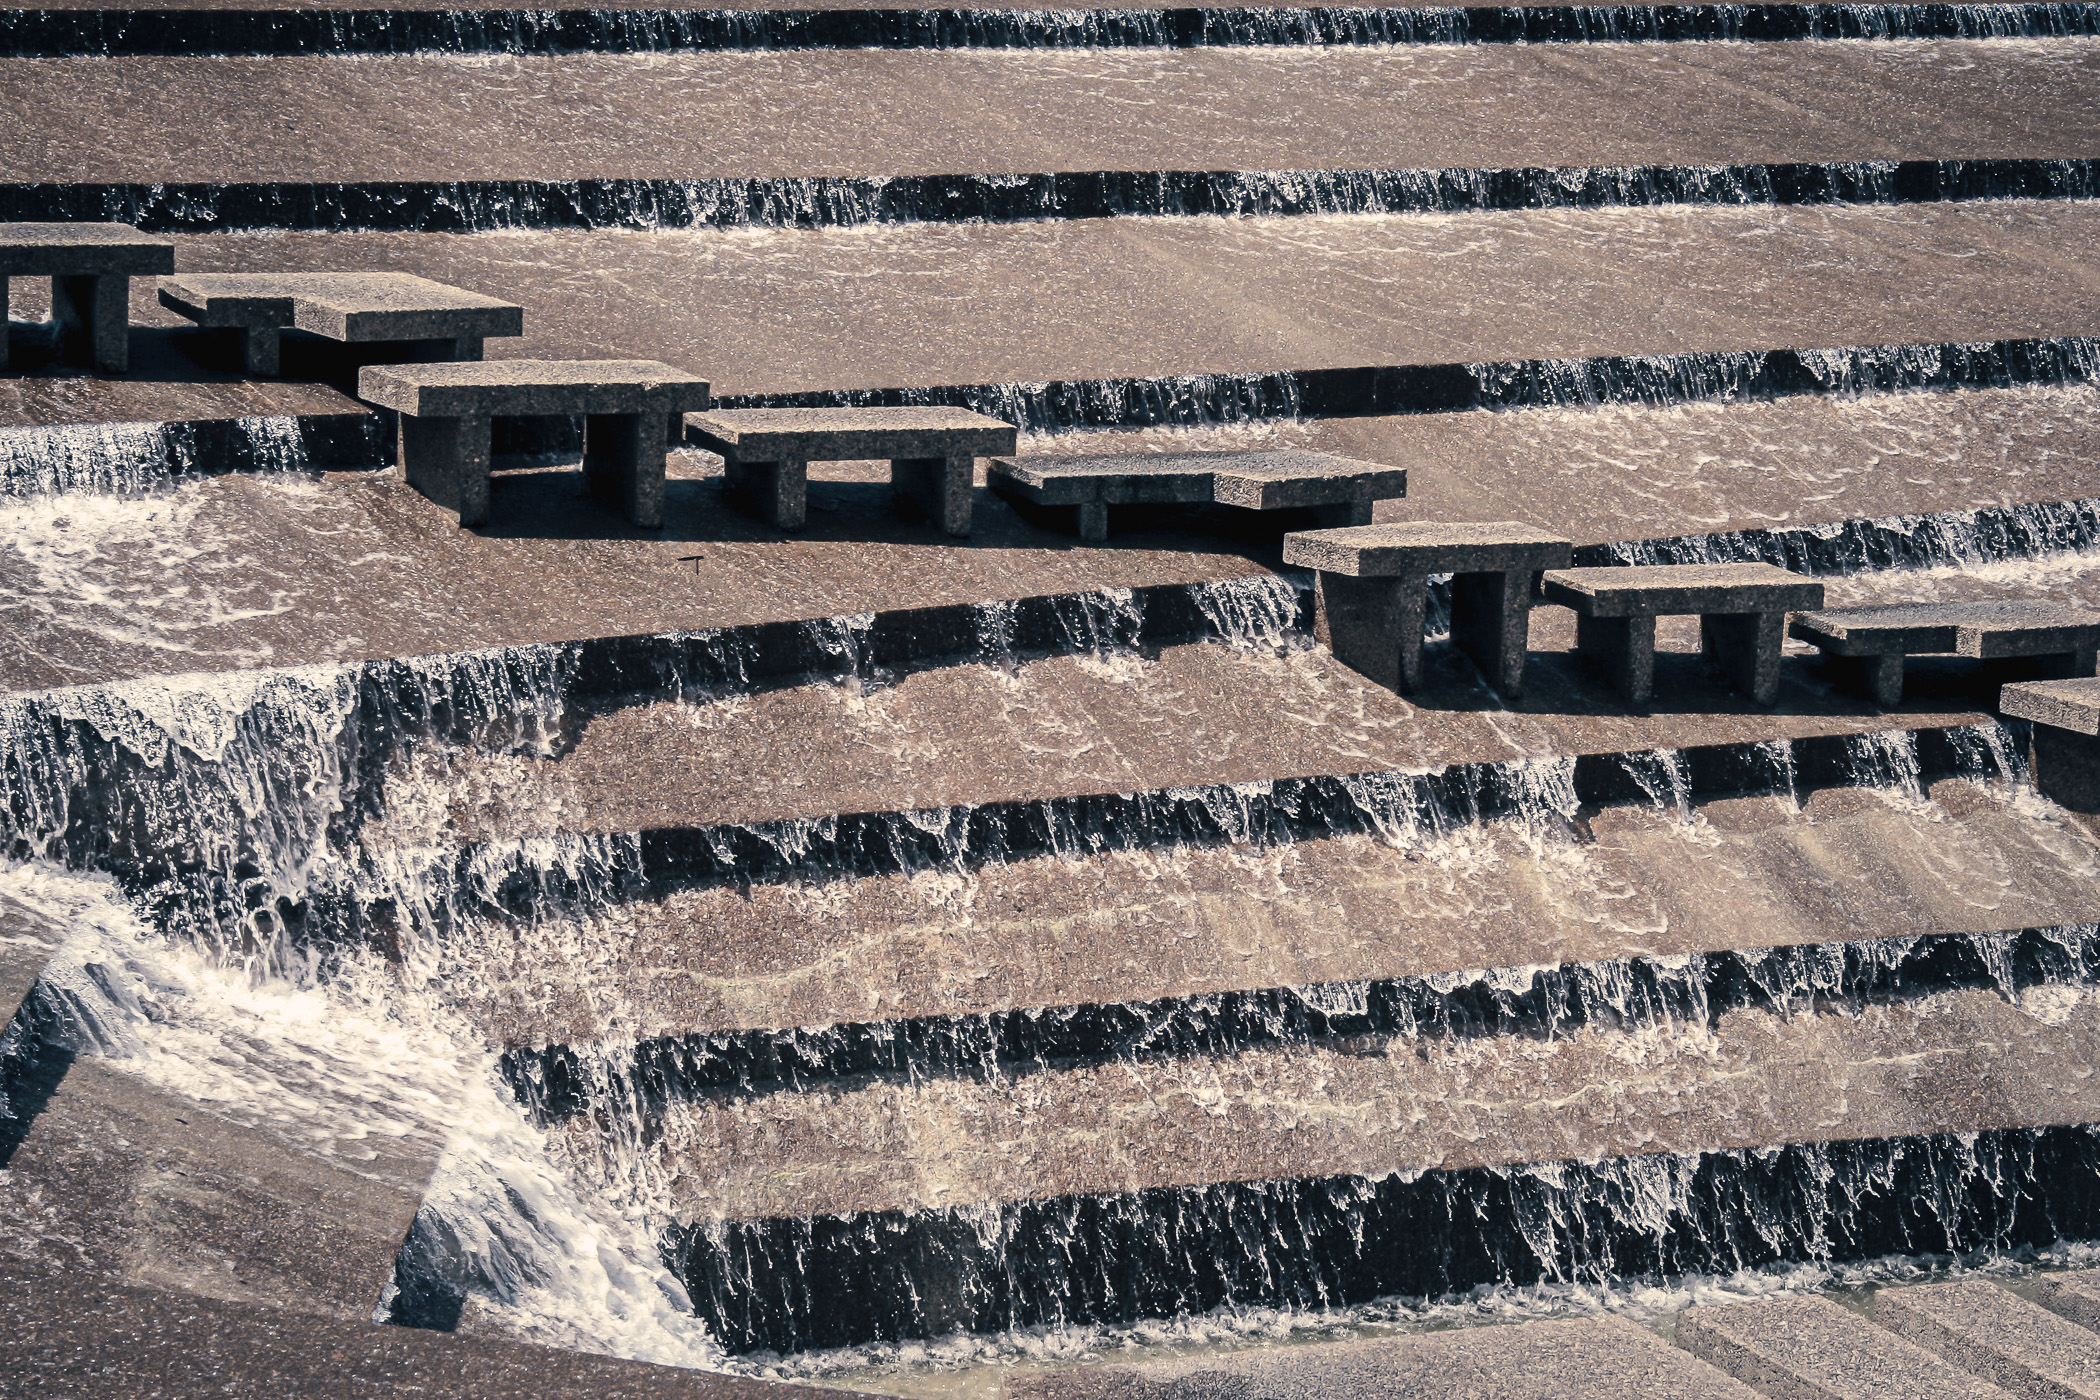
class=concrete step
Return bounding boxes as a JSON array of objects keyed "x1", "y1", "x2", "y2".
[
  {"x1": 1680, "y1": 1294, "x2": 2016, "y2": 1400},
  {"x1": 2, "y1": 41, "x2": 2095, "y2": 188},
  {"x1": 2032, "y1": 1271, "x2": 2100, "y2": 1330},
  {"x1": 1000, "y1": 1317, "x2": 1760, "y2": 1400},
  {"x1": 80, "y1": 202, "x2": 2100, "y2": 402},
  {"x1": 1877, "y1": 1279, "x2": 2100, "y2": 1399}
]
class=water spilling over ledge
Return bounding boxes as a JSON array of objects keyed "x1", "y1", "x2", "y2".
[{"x1": 2, "y1": 1, "x2": 2096, "y2": 57}]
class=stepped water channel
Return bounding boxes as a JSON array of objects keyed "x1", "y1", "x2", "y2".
[{"x1": 7, "y1": 2, "x2": 2100, "y2": 1397}]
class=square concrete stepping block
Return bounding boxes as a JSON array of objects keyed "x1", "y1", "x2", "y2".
[
  {"x1": 0, "y1": 221, "x2": 175, "y2": 375},
  {"x1": 359, "y1": 359, "x2": 711, "y2": 530},
  {"x1": 1283, "y1": 520, "x2": 1572, "y2": 700},
  {"x1": 1679, "y1": 1295, "x2": 2015, "y2": 1400},
  {"x1": 1791, "y1": 600, "x2": 2100, "y2": 704},
  {"x1": 159, "y1": 271, "x2": 523, "y2": 377},
  {"x1": 1541, "y1": 562, "x2": 1825, "y2": 707},
  {"x1": 988, "y1": 449, "x2": 1407, "y2": 542},
  {"x1": 1002, "y1": 1316, "x2": 1758, "y2": 1400},
  {"x1": 2002, "y1": 676, "x2": 2100, "y2": 815},
  {"x1": 684, "y1": 406, "x2": 1017, "y2": 536},
  {"x1": 1878, "y1": 1279, "x2": 2100, "y2": 1399}
]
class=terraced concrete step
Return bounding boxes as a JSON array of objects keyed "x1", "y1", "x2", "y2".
[
  {"x1": 1878, "y1": 1280, "x2": 2100, "y2": 1399},
  {"x1": 1679, "y1": 1295, "x2": 2015, "y2": 1400},
  {"x1": 4, "y1": 42, "x2": 2095, "y2": 185},
  {"x1": 1001, "y1": 1318, "x2": 1759, "y2": 1400},
  {"x1": 2033, "y1": 1271, "x2": 2100, "y2": 1330},
  {"x1": 75, "y1": 203, "x2": 2097, "y2": 400}
]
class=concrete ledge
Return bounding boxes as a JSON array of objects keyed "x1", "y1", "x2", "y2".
[
  {"x1": 2002, "y1": 678, "x2": 2100, "y2": 736},
  {"x1": 1678, "y1": 1295, "x2": 2014, "y2": 1400},
  {"x1": 1876, "y1": 1280, "x2": 2100, "y2": 1399}
]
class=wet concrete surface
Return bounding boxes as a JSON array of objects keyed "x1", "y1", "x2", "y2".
[
  {"x1": 63, "y1": 202, "x2": 2097, "y2": 398},
  {"x1": 0, "y1": 382, "x2": 2091, "y2": 693},
  {"x1": 0, "y1": 1258, "x2": 868, "y2": 1400},
  {"x1": 5, "y1": 42, "x2": 2098, "y2": 182},
  {"x1": 600, "y1": 986, "x2": 2100, "y2": 1220},
  {"x1": 453, "y1": 773, "x2": 2100, "y2": 1044}
]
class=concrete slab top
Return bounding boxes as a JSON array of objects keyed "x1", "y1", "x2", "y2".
[
  {"x1": 359, "y1": 359, "x2": 711, "y2": 418},
  {"x1": 1283, "y1": 520, "x2": 1574, "y2": 577},
  {"x1": 684, "y1": 406, "x2": 1017, "y2": 460},
  {"x1": 1677, "y1": 1295, "x2": 2015, "y2": 1400},
  {"x1": 991, "y1": 449, "x2": 1408, "y2": 510},
  {"x1": 2000, "y1": 677, "x2": 2100, "y2": 735},
  {"x1": 1791, "y1": 600, "x2": 2100, "y2": 656},
  {"x1": 0, "y1": 221, "x2": 174, "y2": 276},
  {"x1": 158, "y1": 271, "x2": 523, "y2": 342},
  {"x1": 1879, "y1": 1280, "x2": 2100, "y2": 1397},
  {"x1": 1542, "y1": 563, "x2": 1825, "y2": 617}
]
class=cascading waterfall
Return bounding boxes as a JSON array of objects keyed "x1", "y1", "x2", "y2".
[{"x1": 0, "y1": 416, "x2": 311, "y2": 500}]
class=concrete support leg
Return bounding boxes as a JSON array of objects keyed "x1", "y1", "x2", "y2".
[
  {"x1": 239, "y1": 323, "x2": 281, "y2": 377},
  {"x1": 1450, "y1": 568, "x2": 1533, "y2": 701},
  {"x1": 452, "y1": 336, "x2": 484, "y2": 362},
  {"x1": 1576, "y1": 612, "x2": 1657, "y2": 707},
  {"x1": 724, "y1": 454, "x2": 807, "y2": 529},
  {"x1": 2032, "y1": 724, "x2": 2100, "y2": 815},
  {"x1": 1701, "y1": 609, "x2": 1787, "y2": 705},
  {"x1": 1310, "y1": 498, "x2": 1375, "y2": 529},
  {"x1": 2038, "y1": 647, "x2": 2100, "y2": 681},
  {"x1": 1074, "y1": 501, "x2": 1109, "y2": 543},
  {"x1": 583, "y1": 412, "x2": 665, "y2": 528},
  {"x1": 52, "y1": 273, "x2": 130, "y2": 374},
  {"x1": 1320, "y1": 571, "x2": 1426, "y2": 694},
  {"x1": 399, "y1": 413, "x2": 492, "y2": 528},
  {"x1": 892, "y1": 452, "x2": 974, "y2": 536}
]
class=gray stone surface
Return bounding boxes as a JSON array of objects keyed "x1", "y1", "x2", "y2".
[
  {"x1": 360, "y1": 360, "x2": 710, "y2": 529},
  {"x1": 990, "y1": 449, "x2": 1406, "y2": 542},
  {"x1": 1544, "y1": 564, "x2": 1824, "y2": 707},
  {"x1": 685, "y1": 406, "x2": 1016, "y2": 536},
  {"x1": 1792, "y1": 601, "x2": 2100, "y2": 704},
  {"x1": 1, "y1": 222, "x2": 173, "y2": 375},
  {"x1": 1678, "y1": 1295, "x2": 2015, "y2": 1400},
  {"x1": 2032, "y1": 1272, "x2": 2100, "y2": 1332},
  {"x1": 0, "y1": 1257, "x2": 865, "y2": 1400},
  {"x1": 2001, "y1": 678, "x2": 2100, "y2": 736},
  {"x1": 1002, "y1": 1317, "x2": 1758, "y2": 1400},
  {"x1": 1877, "y1": 1280, "x2": 2100, "y2": 1399},
  {"x1": 158, "y1": 271, "x2": 523, "y2": 376},
  {"x1": 1288, "y1": 522, "x2": 1571, "y2": 701}
]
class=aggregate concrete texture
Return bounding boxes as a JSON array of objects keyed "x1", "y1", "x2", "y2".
[
  {"x1": 1000, "y1": 1317, "x2": 1757, "y2": 1400},
  {"x1": 2032, "y1": 1272, "x2": 2100, "y2": 1332},
  {"x1": 990, "y1": 448, "x2": 1406, "y2": 508},
  {"x1": 158, "y1": 270, "x2": 524, "y2": 341},
  {"x1": 1543, "y1": 563, "x2": 1827, "y2": 617},
  {"x1": 0, "y1": 890, "x2": 67, "y2": 1029},
  {"x1": 1678, "y1": 1295, "x2": 2015, "y2": 1400},
  {"x1": 359, "y1": 357, "x2": 710, "y2": 417},
  {"x1": 1877, "y1": 1280, "x2": 2100, "y2": 1400},
  {"x1": 454, "y1": 767, "x2": 2100, "y2": 1045},
  {"x1": 582, "y1": 986, "x2": 2100, "y2": 1221},
  {"x1": 5, "y1": 42, "x2": 2100, "y2": 182},
  {"x1": 1794, "y1": 601, "x2": 2100, "y2": 657},
  {"x1": 1282, "y1": 519, "x2": 1573, "y2": 576},
  {"x1": 682, "y1": 406, "x2": 1017, "y2": 461},
  {"x1": 108, "y1": 200, "x2": 2100, "y2": 399},
  {"x1": 0, "y1": 1259, "x2": 870, "y2": 1400},
  {"x1": 2004, "y1": 677, "x2": 2100, "y2": 734}
]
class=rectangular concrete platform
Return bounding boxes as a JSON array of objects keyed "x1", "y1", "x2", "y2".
[
  {"x1": 989, "y1": 448, "x2": 1406, "y2": 541},
  {"x1": 683, "y1": 405, "x2": 1016, "y2": 535},
  {"x1": 1678, "y1": 1295, "x2": 2015, "y2": 1400},
  {"x1": 158, "y1": 270, "x2": 524, "y2": 376},
  {"x1": 1002, "y1": 1316, "x2": 1759, "y2": 1400},
  {"x1": 1542, "y1": 563, "x2": 1826, "y2": 708},
  {"x1": 1877, "y1": 1280, "x2": 2100, "y2": 1400},
  {"x1": 1794, "y1": 601, "x2": 2100, "y2": 704},
  {"x1": 360, "y1": 359, "x2": 711, "y2": 529},
  {"x1": 2002, "y1": 677, "x2": 2100, "y2": 814},
  {"x1": 0, "y1": 221, "x2": 174, "y2": 374}
]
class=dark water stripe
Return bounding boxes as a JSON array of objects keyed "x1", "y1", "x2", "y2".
[
  {"x1": 3, "y1": 159, "x2": 2096, "y2": 234},
  {"x1": 642, "y1": 1123, "x2": 2100, "y2": 1351},
  {"x1": 6, "y1": 1, "x2": 2099, "y2": 57},
  {"x1": 501, "y1": 920, "x2": 2092, "y2": 1119}
]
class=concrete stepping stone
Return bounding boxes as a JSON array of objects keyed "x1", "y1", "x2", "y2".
[
  {"x1": 1792, "y1": 600, "x2": 2100, "y2": 706},
  {"x1": 1003, "y1": 1316, "x2": 1759, "y2": 1400},
  {"x1": 1283, "y1": 520, "x2": 1572, "y2": 699},
  {"x1": 2031, "y1": 1272, "x2": 2100, "y2": 1332},
  {"x1": 683, "y1": 406, "x2": 1017, "y2": 536},
  {"x1": 1678, "y1": 1294, "x2": 2016, "y2": 1400},
  {"x1": 1540, "y1": 563, "x2": 1826, "y2": 707},
  {"x1": 2000, "y1": 676, "x2": 2100, "y2": 814},
  {"x1": 359, "y1": 359, "x2": 711, "y2": 529},
  {"x1": 1877, "y1": 1279, "x2": 2100, "y2": 1399},
  {"x1": 987, "y1": 448, "x2": 1406, "y2": 542},
  {"x1": 0, "y1": 222, "x2": 175, "y2": 375},
  {"x1": 158, "y1": 271, "x2": 524, "y2": 377}
]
